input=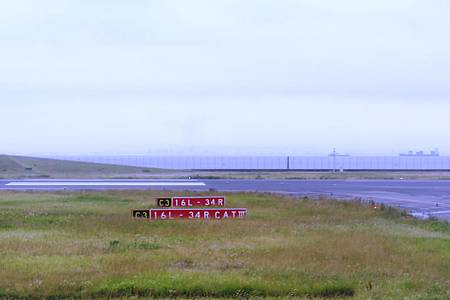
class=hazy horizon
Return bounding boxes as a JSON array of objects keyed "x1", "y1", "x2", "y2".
[{"x1": 2, "y1": 1, "x2": 450, "y2": 156}]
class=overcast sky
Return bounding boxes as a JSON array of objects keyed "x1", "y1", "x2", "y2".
[{"x1": 1, "y1": 0, "x2": 449, "y2": 156}]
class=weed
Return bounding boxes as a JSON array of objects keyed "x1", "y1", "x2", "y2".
[{"x1": 0, "y1": 191, "x2": 448, "y2": 299}]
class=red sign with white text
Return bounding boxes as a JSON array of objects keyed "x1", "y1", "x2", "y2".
[
  {"x1": 171, "y1": 196, "x2": 226, "y2": 207},
  {"x1": 149, "y1": 208, "x2": 247, "y2": 220}
]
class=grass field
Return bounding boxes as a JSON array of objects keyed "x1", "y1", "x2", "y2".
[
  {"x1": 0, "y1": 191, "x2": 449, "y2": 299},
  {"x1": 188, "y1": 170, "x2": 450, "y2": 180}
]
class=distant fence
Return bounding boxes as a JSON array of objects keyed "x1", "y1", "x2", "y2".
[{"x1": 50, "y1": 156, "x2": 450, "y2": 171}]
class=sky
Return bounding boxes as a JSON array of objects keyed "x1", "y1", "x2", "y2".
[{"x1": 1, "y1": 0, "x2": 450, "y2": 156}]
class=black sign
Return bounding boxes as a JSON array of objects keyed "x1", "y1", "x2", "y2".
[
  {"x1": 132, "y1": 209, "x2": 150, "y2": 219},
  {"x1": 157, "y1": 198, "x2": 172, "y2": 208}
]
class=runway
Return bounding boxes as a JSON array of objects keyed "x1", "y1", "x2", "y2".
[{"x1": 1, "y1": 179, "x2": 449, "y2": 221}]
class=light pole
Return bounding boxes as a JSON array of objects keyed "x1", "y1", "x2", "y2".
[{"x1": 332, "y1": 148, "x2": 336, "y2": 173}]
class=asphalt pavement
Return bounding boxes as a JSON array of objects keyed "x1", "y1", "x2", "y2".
[{"x1": 1, "y1": 179, "x2": 449, "y2": 221}]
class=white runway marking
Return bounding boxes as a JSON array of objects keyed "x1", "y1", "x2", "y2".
[
  {"x1": 6, "y1": 182, "x2": 206, "y2": 187},
  {"x1": 429, "y1": 210, "x2": 450, "y2": 215}
]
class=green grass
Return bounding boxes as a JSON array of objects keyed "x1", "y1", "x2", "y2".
[{"x1": 0, "y1": 191, "x2": 449, "y2": 299}]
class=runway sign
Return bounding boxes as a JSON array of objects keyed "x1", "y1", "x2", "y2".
[
  {"x1": 149, "y1": 208, "x2": 247, "y2": 220},
  {"x1": 132, "y1": 209, "x2": 150, "y2": 219},
  {"x1": 157, "y1": 196, "x2": 226, "y2": 208}
]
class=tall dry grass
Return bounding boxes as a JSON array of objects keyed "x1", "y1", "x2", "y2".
[{"x1": 0, "y1": 190, "x2": 449, "y2": 298}]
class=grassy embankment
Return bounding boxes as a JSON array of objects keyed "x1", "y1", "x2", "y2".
[
  {"x1": 0, "y1": 155, "x2": 164, "y2": 179},
  {"x1": 0, "y1": 191, "x2": 449, "y2": 299}
]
